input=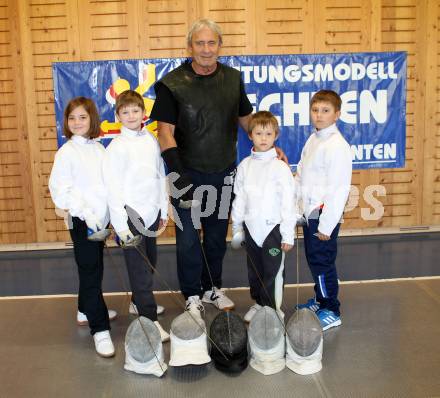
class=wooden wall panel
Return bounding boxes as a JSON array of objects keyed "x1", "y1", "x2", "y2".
[
  {"x1": 255, "y1": 0, "x2": 313, "y2": 54},
  {"x1": 140, "y1": 0, "x2": 195, "y2": 58},
  {"x1": 1, "y1": 0, "x2": 439, "y2": 243},
  {"x1": 200, "y1": 0, "x2": 255, "y2": 54},
  {"x1": 0, "y1": 0, "x2": 38, "y2": 243},
  {"x1": 15, "y1": 0, "x2": 82, "y2": 243},
  {"x1": 421, "y1": 0, "x2": 440, "y2": 224},
  {"x1": 369, "y1": 0, "x2": 418, "y2": 228},
  {"x1": 78, "y1": 0, "x2": 142, "y2": 60}
]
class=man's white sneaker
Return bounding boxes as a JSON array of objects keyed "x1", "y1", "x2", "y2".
[
  {"x1": 185, "y1": 295, "x2": 204, "y2": 318},
  {"x1": 77, "y1": 309, "x2": 117, "y2": 326},
  {"x1": 128, "y1": 303, "x2": 165, "y2": 316},
  {"x1": 157, "y1": 305, "x2": 165, "y2": 315},
  {"x1": 154, "y1": 321, "x2": 170, "y2": 343},
  {"x1": 202, "y1": 287, "x2": 235, "y2": 310},
  {"x1": 244, "y1": 303, "x2": 262, "y2": 323},
  {"x1": 93, "y1": 330, "x2": 115, "y2": 357}
]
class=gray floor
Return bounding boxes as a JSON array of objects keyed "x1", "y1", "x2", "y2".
[
  {"x1": 1, "y1": 232, "x2": 440, "y2": 297},
  {"x1": 1, "y1": 233, "x2": 440, "y2": 397},
  {"x1": 1, "y1": 281, "x2": 440, "y2": 397}
]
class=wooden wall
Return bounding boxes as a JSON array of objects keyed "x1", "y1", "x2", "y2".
[{"x1": 0, "y1": 0, "x2": 438, "y2": 243}]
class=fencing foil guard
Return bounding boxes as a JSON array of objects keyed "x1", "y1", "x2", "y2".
[
  {"x1": 87, "y1": 228, "x2": 111, "y2": 242},
  {"x1": 248, "y1": 306, "x2": 285, "y2": 375},
  {"x1": 169, "y1": 311, "x2": 211, "y2": 367},
  {"x1": 231, "y1": 230, "x2": 245, "y2": 249},
  {"x1": 285, "y1": 308, "x2": 323, "y2": 375},
  {"x1": 124, "y1": 316, "x2": 167, "y2": 377},
  {"x1": 209, "y1": 311, "x2": 248, "y2": 373}
]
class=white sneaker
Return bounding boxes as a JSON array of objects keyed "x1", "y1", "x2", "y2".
[
  {"x1": 185, "y1": 295, "x2": 204, "y2": 318},
  {"x1": 157, "y1": 305, "x2": 165, "y2": 315},
  {"x1": 129, "y1": 303, "x2": 165, "y2": 316},
  {"x1": 244, "y1": 303, "x2": 262, "y2": 323},
  {"x1": 202, "y1": 287, "x2": 235, "y2": 310},
  {"x1": 93, "y1": 330, "x2": 115, "y2": 357},
  {"x1": 154, "y1": 321, "x2": 170, "y2": 343},
  {"x1": 77, "y1": 309, "x2": 117, "y2": 326}
]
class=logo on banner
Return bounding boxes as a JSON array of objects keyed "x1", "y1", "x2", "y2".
[{"x1": 100, "y1": 63, "x2": 158, "y2": 138}]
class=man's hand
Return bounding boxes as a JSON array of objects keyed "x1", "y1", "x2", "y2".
[
  {"x1": 159, "y1": 218, "x2": 168, "y2": 230},
  {"x1": 275, "y1": 146, "x2": 288, "y2": 164},
  {"x1": 281, "y1": 243, "x2": 293, "y2": 252},
  {"x1": 315, "y1": 232, "x2": 330, "y2": 241},
  {"x1": 161, "y1": 147, "x2": 197, "y2": 208}
]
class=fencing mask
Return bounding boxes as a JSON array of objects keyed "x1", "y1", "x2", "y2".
[
  {"x1": 124, "y1": 316, "x2": 167, "y2": 377},
  {"x1": 209, "y1": 311, "x2": 248, "y2": 373},
  {"x1": 169, "y1": 312, "x2": 211, "y2": 367},
  {"x1": 285, "y1": 308, "x2": 323, "y2": 375},
  {"x1": 248, "y1": 306, "x2": 285, "y2": 375}
]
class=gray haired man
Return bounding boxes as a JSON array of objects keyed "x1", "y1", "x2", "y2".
[{"x1": 150, "y1": 19, "x2": 253, "y2": 315}]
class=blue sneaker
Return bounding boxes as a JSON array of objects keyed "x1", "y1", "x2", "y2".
[
  {"x1": 295, "y1": 298, "x2": 320, "y2": 312},
  {"x1": 316, "y1": 309, "x2": 341, "y2": 331}
]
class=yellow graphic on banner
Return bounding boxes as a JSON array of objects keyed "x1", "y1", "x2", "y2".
[{"x1": 100, "y1": 63, "x2": 157, "y2": 138}]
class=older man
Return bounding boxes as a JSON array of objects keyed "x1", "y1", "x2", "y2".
[{"x1": 150, "y1": 19, "x2": 253, "y2": 316}]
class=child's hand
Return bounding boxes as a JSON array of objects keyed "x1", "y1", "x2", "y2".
[
  {"x1": 315, "y1": 232, "x2": 330, "y2": 241},
  {"x1": 159, "y1": 219, "x2": 168, "y2": 229},
  {"x1": 281, "y1": 243, "x2": 293, "y2": 252},
  {"x1": 117, "y1": 229, "x2": 135, "y2": 245},
  {"x1": 85, "y1": 216, "x2": 102, "y2": 233}
]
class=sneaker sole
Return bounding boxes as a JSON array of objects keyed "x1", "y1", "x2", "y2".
[
  {"x1": 294, "y1": 304, "x2": 320, "y2": 312},
  {"x1": 77, "y1": 313, "x2": 117, "y2": 326},
  {"x1": 322, "y1": 319, "x2": 342, "y2": 331},
  {"x1": 201, "y1": 298, "x2": 235, "y2": 311},
  {"x1": 96, "y1": 350, "x2": 115, "y2": 358},
  {"x1": 129, "y1": 308, "x2": 165, "y2": 316},
  {"x1": 295, "y1": 306, "x2": 319, "y2": 313}
]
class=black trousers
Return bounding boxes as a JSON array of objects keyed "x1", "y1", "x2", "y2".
[
  {"x1": 123, "y1": 210, "x2": 160, "y2": 321},
  {"x1": 244, "y1": 224, "x2": 285, "y2": 309},
  {"x1": 70, "y1": 217, "x2": 110, "y2": 335},
  {"x1": 173, "y1": 164, "x2": 235, "y2": 299}
]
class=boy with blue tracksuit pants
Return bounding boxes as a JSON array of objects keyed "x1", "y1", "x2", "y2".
[{"x1": 296, "y1": 90, "x2": 352, "y2": 331}]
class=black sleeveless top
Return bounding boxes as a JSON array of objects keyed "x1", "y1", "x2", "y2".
[{"x1": 157, "y1": 62, "x2": 241, "y2": 173}]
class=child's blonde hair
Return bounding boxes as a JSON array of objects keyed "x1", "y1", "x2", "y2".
[{"x1": 248, "y1": 111, "x2": 279, "y2": 136}]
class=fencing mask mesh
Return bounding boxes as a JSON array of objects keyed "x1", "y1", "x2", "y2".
[
  {"x1": 169, "y1": 312, "x2": 211, "y2": 367},
  {"x1": 124, "y1": 316, "x2": 167, "y2": 377},
  {"x1": 248, "y1": 306, "x2": 285, "y2": 375},
  {"x1": 209, "y1": 311, "x2": 248, "y2": 373},
  {"x1": 285, "y1": 308, "x2": 323, "y2": 375}
]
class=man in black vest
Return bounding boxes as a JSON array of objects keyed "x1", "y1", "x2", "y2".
[{"x1": 150, "y1": 19, "x2": 253, "y2": 316}]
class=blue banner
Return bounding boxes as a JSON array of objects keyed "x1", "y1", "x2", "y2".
[{"x1": 53, "y1": 52, "x2": 407, "y2": 169}]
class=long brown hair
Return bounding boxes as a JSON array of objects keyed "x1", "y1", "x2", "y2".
[{"x1": 63, "y1": 97, "x2": 100, "y2": 139}]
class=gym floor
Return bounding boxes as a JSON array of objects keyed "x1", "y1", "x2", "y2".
[{"x1": 1, "y1": 233, "x2": 439, "y2": 397}]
